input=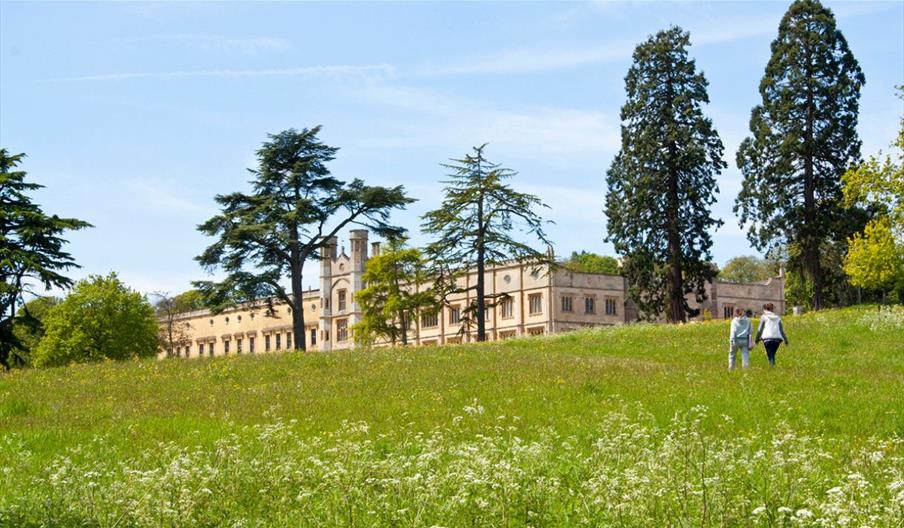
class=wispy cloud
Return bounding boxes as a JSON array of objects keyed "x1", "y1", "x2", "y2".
[
  {"x1": 432, "y1": 0, "x2": 900, "y2": 78},
  {"x1": 418, "y1": 10, "x2": 784, "y2": 77},
  {"x1": 125, "y1": 181, "x2": 212, "y2": 215},
  {"x1": 117, "y1": 34, "x2": 291, "y2": 55},
  {"x1": 44, "y1": 64, "x2": 395, "y2": 83},
  {"x1": 419, "y1": 43, "x2": 635, "y2": 76},
  {"x1": 350, "y1": 84, "x2": 620, "y2": 163},
  {"x1": 521, "y1": 183, "x2": 604, "y2": 224}
]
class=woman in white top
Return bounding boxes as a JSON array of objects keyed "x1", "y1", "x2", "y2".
[{"x1": 755, "y1": 303, "x2": 789, "y2": 367}]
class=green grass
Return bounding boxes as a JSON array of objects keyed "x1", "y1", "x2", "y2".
[{"x1": 1, "y1": 306, "x2": 902, "y2": 526}]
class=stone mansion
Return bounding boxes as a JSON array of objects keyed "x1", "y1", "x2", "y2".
[{"x1": 164, "y1": 229, "x2": 785, "y2": 358}]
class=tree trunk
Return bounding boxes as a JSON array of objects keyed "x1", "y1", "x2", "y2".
[
  {"x1": 476, "y1": 199, "x2": 487, "y2": 341},
  {"x1": 291, "y1": 277, "x2": 305, "y2": 351},
  {"x1": 167, "y1": 315, "x2": 175, "y2": 357},
  {"x1": 664, "y1": 64, "x2": 685, "y2": 324},
  {"x1": 289, "y1": 229, "x2": 306, "y2": 351},
  {"x1": 1, "y1": 301, "x2": 14, "y2": 370},
  {"x1": 476, "y1": 243, "x2": 486, "y2": 341},
  {"x1": 804, "y1": 33, "x2": 824, "y2": 311},
  {"x1": 666, "y1": 162, "x2": 685, "y2": 324},
  {"x1": 475, "y1": 155, "x2": 487, "y2": 341}
]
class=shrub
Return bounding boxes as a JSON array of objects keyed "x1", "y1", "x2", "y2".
[{"x1": 32, "y1": 273, "x2": 158, "y2": 367}]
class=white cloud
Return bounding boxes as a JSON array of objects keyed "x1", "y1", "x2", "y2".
[
  {"x1": 348, "y1": 84, "x2": 620, "y2": 164},
  {"x1": 521, "y1": 183, "x2": 603, "y2": 224},
  {"x1": 118, "y1": 34, "x2": 291, "y2": 55},
  {"x1": 114, "y1": 270, "x2": 202, "y2": 296},
  {"x1": 419, "y1": 42, "x2": 635, "y2": 77},
  {"x1": 44, "y1": 64, "x2": 395, "y2": 83},
  {"x1": 416, "y1": 9, "x2": 787, "y2": 77},
  {"x1": 125, "y1": 180, "x2": 212, "y2": 215}
]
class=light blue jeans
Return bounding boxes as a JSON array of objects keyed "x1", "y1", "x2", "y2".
[{"x1": 729, "y1": 337, "x2": 750, "y2": 370}]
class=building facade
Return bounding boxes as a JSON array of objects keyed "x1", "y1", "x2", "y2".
[{"x1": 164, "y1": 229, "x2": 784, "y2": 358}]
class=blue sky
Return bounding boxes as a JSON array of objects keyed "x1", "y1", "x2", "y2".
[{"x1": 2, "y1": 1, "x2": 902, "y2": 294}]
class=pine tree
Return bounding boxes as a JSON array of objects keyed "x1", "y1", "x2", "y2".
[
  {"x1": 605, "y1": 27, "x2": 725, "y2": 323},
  {"x1": 422, "y1": 145, "x2": 552, "y2": 341},
  {"x1": 195, "y1": 127, "x2": 413, "y2": 350},
  {"x1": 735, "y1": 0, "x2": 865, "y2": 311},
  {"x1": 0, "y1": 149, "x2": 91, "y2": 369}
]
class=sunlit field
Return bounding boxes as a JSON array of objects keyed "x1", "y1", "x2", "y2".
[{"x1": 1, "y1": 307, "x2": 902, "y2": 526}]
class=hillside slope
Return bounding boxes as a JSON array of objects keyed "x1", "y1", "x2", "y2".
[{"x1": 1, "y1": 306, "x2": 903, "y2": 526}]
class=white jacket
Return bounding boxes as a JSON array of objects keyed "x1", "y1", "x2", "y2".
[{"x1": 756, "y1": 311, "x2": 788, "y2": 343}]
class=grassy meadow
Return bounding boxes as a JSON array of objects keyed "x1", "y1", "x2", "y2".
[{"x1": 1, "y1": 306, "x2": 902, "y2": 526}]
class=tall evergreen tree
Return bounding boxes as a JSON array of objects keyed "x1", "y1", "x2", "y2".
[
  {"x1": 605, "y1": 27, "x2": 725, "y2": 323},
  {"x1": 195, "y1": 127, "x2": 413, "y2": 350},
  {"x1": 0, "y1": 149, "x2": 91, "y2": 369},
  {"x1": 735, "y1": 0, "x2": 865, "y2": 311},
  {"x1": 422, "y1": 145, "x2": 552, "y2": 341}
]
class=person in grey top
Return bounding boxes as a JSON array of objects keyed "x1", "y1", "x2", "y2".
[
  {"x1": 728, "y1": 307, "x2": 752, "y2": 370},
  {"x1": 755, "y1": 303, "x2": 789, "y2": 367}
]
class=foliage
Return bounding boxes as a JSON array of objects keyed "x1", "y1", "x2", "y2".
[
  {"x1": 784, "y1": 269, "x2": 816, "y2": 310},
  {"x1": 605, "y1": 27, "x2": 725, "y2": 322},
  {"x1": 841, "y1": 90, "x2": 904, "y2": 301},
  {"x1": 351, "y1": 237, "x2": 438, "y2": 346},
  {"x1": 10, "y1": 296, "x2": 60, "y2": 367},
  {"x1": 153, "y1": 292, "x2": 195, "y2": 358},
  {"x1": 0, "y1": 149, "x2": 91, "y2": 370},
  {"x1": 735, "y1": 0, "x2": 865, "y2": 311},
  {"x1": 170, "y1": 289, "x2": 206, "y2": 313},
  {"x1": 32, "y1": 273, "x2": 158, "y2": 367},
  {"x1": 842, "y1": 97, "x2": 904, "y2": 230},
  {"x1": 1, "y1": 306, "x2": 902, "y2": 525},
  {"x1": 422, "y1": 144, "x2": 552, "y2": 341},
  {"x1": 194, "y1": 127, "x2": 413, "y2": 350},
  {"x1": 843, "y1": 217, "x2": 904, "y2": 300},
  {"x1": 718, "y1": 255, "x2": 774, "y2": 283},
  {"x1": 562, "y1": 251, "x2": 620, "y2": 275}
]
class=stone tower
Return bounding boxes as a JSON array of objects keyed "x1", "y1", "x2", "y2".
[
  {"x1": 348, "y1": 229, "x2": 369, "y2": 333},
  {"x1": 319, "y1": 236, "x2": 338, "y2": 351}
]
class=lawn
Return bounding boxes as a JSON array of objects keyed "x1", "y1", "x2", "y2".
[{"x1": 1, "y1": 306, "x2": 902, "y2": 526}]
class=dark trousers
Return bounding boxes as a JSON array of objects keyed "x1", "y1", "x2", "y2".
[{"x1": 763, "y1": 339, "x2": 781, "y2": 366}]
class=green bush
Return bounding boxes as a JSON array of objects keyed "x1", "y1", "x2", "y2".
[{"x1": 32, "y1": 273, "x2": 158, "y2": 367}]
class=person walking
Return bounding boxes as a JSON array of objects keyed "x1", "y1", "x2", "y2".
[
  {"x1": 745, "y1": 309, "x2": 755, "y2": 351},
  {"x1": 755, "y1": 303, "x2": 788, "y2": 367},
  {"x1": 728, "y1": 307, "x2": 752, "y2": 370}
]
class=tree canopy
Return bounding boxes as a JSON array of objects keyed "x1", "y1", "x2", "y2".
[
  {"x1": 33, "y1": 273, "x2": 158, "y2": 367},
  {"x1": 0, "y1": 149, "x2": 91, "y2": 370},
  {"x1": 169, "y1": 289, "x2": 206, "y2": 313},
  {"x1": 605, "y1": 27, "x2": 725, "y2": 322},
  {"x1": 194, "y1": 126, "x2": 413, "y2": 350},
  {"x1": 10, "y1": 296, "x2": 60, "y2": 367},
  {"x1": 153, "y1": 291, "x2": 198, "y2": 358},
  {"x1": 735, "y1": 0, "x2": 865, "y2": 311},
  {"x1": 351, "y1": 237, "x2": 437, "y2": 346},
  {"x1": 563, "y1": 252, "x2": 620, "y2": 275},
  {"x1": 841, "y1": 91, "x2": 904, "y2": 301},
  {"x1": 422, "y1": 144, "x2": 552, "y2": 341},
  {"x1": 718, "y1": 256, "x2": 775, "y2": 284}
]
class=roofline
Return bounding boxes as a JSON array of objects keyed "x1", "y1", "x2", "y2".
[{"x1": 171, "y1": 289, "x2": 321, "y2": 320}]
